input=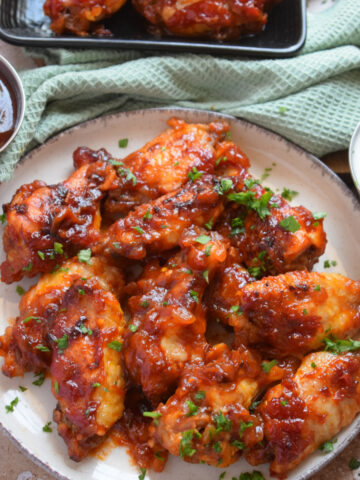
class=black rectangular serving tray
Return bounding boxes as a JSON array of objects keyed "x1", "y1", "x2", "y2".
[{"x1": 0, "y1": 0, "x2": 306, "y2": 58}]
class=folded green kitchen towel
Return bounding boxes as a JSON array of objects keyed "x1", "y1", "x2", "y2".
[{"x1": 0, "y1": 0, "x2": 359, "y2": 181}]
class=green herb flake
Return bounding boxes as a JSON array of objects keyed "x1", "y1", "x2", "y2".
[
  {"x1": 331, "y1": 260, "x2": 337, "y2": 267},
  {"x1": 162, "y1": 301, "x2": 169, "y2": 306},
  {"x1": 281, "y1": 400, "x2": 288, "y2": 407},
  {"x1": 138, "y1": 467, "x2": 147, "y2": 480},
  {"x1": 85, "y1": 409, "x2": 90, "y2": 418},
  {"x1": 107, "y1": 340, "x2": 123, "y2": 352},
  {"x1": 186, "y1": 400, "x2": 199, "y2": 417},
  {"x1": 239, "y1": 471, "x2": 265, "y2": 480},
  {"x1": 143, "y1": 411, "x2": 162, "y2": 419},
  {"x1": 313, "y1": 211, "x2": 327, "y2": 220},
  {"x1": 42, "y1": 421, "x2": 52, "y2": 433},
  {"x1": 22, "y1": 262, "x2": 33, "y2": 272},
  {"x1": 78, "y1": 289, "x2": 86, "y2": 296},
  {"x1": 249, "y1": 401, "x2": 261, "y2": 413},
  {"x1": 5, "y1": 397, "x2": 19, "y2": 413},
  {"x1": 118, "y1": 138, "x2": 128, "y2": 148},
  {"x1": 54, "y1": 381, "x2": 59, "y2": 394},
  {"x1": 314, "y1": 284, "x2": 321, "y2": 291},
  {"x1": 324, "y1": 260, "x2": 331, "y2": 268},
  {"x1": 92, "y1": 382, "x2": 101, "y2": 388},
  {"x1": 323, "y1": 336, "x2": 360, "y2": 354},
  {"x1": 54, "y1": 242, "x2": 63, "y2": 254},
  {"x1": 261, "y1": 359, "x2": 278, "y2": 373},
  {"x1": 37, "y1": 251, "x2": 45, "y2": 260},
  {"x1": 279, "y1": 215, "x2": 301, "y2": 233},
  {"x1": 143, "y1": 210, "x2": 152, "y2": 221},
  {"x1": 303, "y1": 309, "x2": 309, "y2": 315},
  {"x1": 194, "y1": 390, "x2": 205, "y2": 402},
  {"x1": 179, "y1": 430, "x2": 197, "y2": 458},
  {"x1": 174, "y1": 161, "x2": 180, "y2": 167},
  {"x1": 203, "y1": 269, "x2": 209, "y2": 284},
  {"x1": 77, "y1": 248, "x2": 92, "y2": 264},
  {"x1": 232, "y1": 440, "x2": 245, "y2": 450},
  {"x1": 213, "y1": 441, "x2": 222, "y2": 453},
  {"x1": 278, "y1": 106, "x2": 289, "y2": 115},
  {"x1": 204, "y1": 217, "x2": 214, "y2": 230},
  {"x1": 133, "y1": 226, "x2": 145, "y2": 235},
  {"x1": 35, "y1": 345, "x2": 50, "y2": 352},
  {"x1": 19, "y1": 386, "x2": 27, "y2": 392},
  {"x1": 319, "y1": 439, "x2": 336, "y2": 453},
  {"x1": 185, "y1": 269, "x2": 193, "y2": 275},
  {"x1": 16, "y1": 285, "x2": 26, "y2": 296},
  {"x1": 154, "y1": 451, "x2": 165, "y2": 461},
  {"x1": 129, "y1": 324, "x2": 138, "y2": 333},
  {"x1": 205, "y1": 244, "x2": 213, "y2": 257},
  {"x1": 239, "y1": 421, "x2": 253, "y2": 437},
  {"x1": 54, "y1": 334, "x2": 69, "y2": 353},
  {"x1": 214, "y1": 411, "x2": 232, "y2": 432},
  {"x1": 311, "y1": 362, "x2": 317, "y2": 369},
  {"x1": 188, "y1": 167, "x2": 203, "y2": 182},
  {"x1": 215, "y1": 178, "x2": 233, "y2": 195},
  {"x1": 190, "y1": 290, "x2": 199, "y2": 303},
  {"x1": 281, "y1": 188, "x2": 298, "y2": 201},
  {"x1": 0, "y1": 212, "x2": 6, "y2": 224},
  {"x1": 23, "y1": 316, "x2": 40, "y2": 324},
  {"x1": 32, "y1": 372, "x2": 45, "y2": 387},
  {"x1": 140, "y1": 300, "x2": 149, "y2": 308},
  {"x1": 349, "y1": 458, "x2": 360, "y2": 470},
  {"x1": 195, "y1": 235, "x2": 210, "y2": 245},
  {"x1": 219, "y1": 472, "x2": 226, "y2": 480}
]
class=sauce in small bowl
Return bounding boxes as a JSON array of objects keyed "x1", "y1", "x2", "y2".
[{"x1": 0, "y1": 55, "x2": 25, "y2": 153}]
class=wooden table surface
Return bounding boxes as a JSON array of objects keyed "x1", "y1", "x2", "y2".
[{"x1": 0, "y1": 42, "x2": 358, "y2": 480}]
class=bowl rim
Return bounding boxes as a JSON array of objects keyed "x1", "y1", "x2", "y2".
[
  {"x1": 0, "y1": 54, "x2": 26, "y2": 153},
  {"x1": 349, "y1": 121, "x2": 360, "y2": 194}
]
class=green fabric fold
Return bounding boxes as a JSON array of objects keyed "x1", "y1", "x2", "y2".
[{"x1": 0, "y1": 0, "x2": 359, "y2": 181}]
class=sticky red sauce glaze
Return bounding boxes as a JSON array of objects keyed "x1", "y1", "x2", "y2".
[
  {"x1": 133, "y1": 0, "x2": 283, "y2": 40},
  {"x1": 1, "y1": 160, "x2": 118, "y2": 284},
  {"x1": 0, "y1": 76, "x2": 17, "y2": 149},
  {"x1": 111, "y1": 388, "x2": 168, "y2": 472}
]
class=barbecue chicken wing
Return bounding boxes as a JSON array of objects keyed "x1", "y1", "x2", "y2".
[
  {"x1": 43, "y1": 0, "x2": 127, "y2": 36},
  {"x1": 103, "y1": 174, "x2": 224, "y2": 260},
  {"x1": 150, "y1": 343, "x2": 286, "y2": 467},
  {"x1": 224, "y1": 271, "x2": 360, "y2": 357},
  {"x1": 1, "y1": 159, "x2": 118, "y2": 284},
  {"x1": 123, "y1": 226, "x2": 229, "y2": 404},
  {"x1": 132, "y1": 0, "x2": 282, "y2": 40},
  {"x1": 0, "y1": 256, "x2": 126, "y2": 461},
  {"x1": 218, "y1": 176, "x2": 327, "y2": 276},
  {"x1": 247, "y1": 351, "x2": 360, "y2": 476}
]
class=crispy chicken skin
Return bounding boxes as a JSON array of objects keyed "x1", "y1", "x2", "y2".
[
  {"x1": 132, "y1": 0, "x2": 282, "y2": 40},
  {"x1": 150, "y1": 343, "x2": 284, "y2": 467},
  {"x1": 0, "y1": 257, "x2": 126, "y2": 461},
  {"x1": 123, "y1": 226, "x2": 229, "y2": 404},
  {"x1": 247, "y1": 352, "x2": 360, "y2": 476},
  {"x1": 230, "y1": 271, "x2": 360, "y2": 357},
  {"x1": 103, "y1": 174, "x2": 224, "y2": 260},
  {"x1": 43, "y1": 0, "x2": 127, "y2": 36},
  {"x1": 1, "y1": 159, "x2": 118, "y2": 284}
]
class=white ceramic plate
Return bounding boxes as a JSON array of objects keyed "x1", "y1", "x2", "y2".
[{"x1": 0, "y1": 108, "x2": 359, "y2": 480}]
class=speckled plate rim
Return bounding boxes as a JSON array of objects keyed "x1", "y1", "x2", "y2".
[{"x1": 0, "y1": 107, "x2": 360, "y2": 480}]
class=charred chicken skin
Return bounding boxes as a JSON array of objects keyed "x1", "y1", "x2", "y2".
[
  {"x1": 132, "y1": 0, "x2": 283, "y2": 40},
  {"x1": 0, "y1": 257, "x2": 126, "y2": 460},
  {"x1": 247, "y1": 352, "x2": 360, "y2": 476},
  {"x1": 1, "y1": 159, "x2": 118, "y2": 284},
  {"x1": 123, "y1": 226, "x2": 229, "y2": 404},
  {"x1": 43, "y1": 0, "x2": 127, "y2": 36}
]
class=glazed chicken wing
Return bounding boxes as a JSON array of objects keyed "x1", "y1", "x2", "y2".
[
  {"x1": 0, "y1": 257, "x2": 126, "y2": 461},
  {"x1": 132, "y1": 0, "x2": 282, "y2": 40},
  {"x1": 43, "y1": 0, "x2": 127, "y2": 36},
  {"x1": 123, "y1": 226, "x2": 229, "y2": 404},
  {"x1": 103, "y1": 174, "x2": 224, "y2": 260},
  {"x1": 228, "y1": 271, "x2": 360, "y2": 357},
  {"x1": 1, "y1": 159, "x2": 118, "y2": 284},
  {"x1": 247, "y1": 351, "x2": 360, "y2": 476},
  {"x1": 150, "y1": 343, "x2": 285, "y2": 467}
]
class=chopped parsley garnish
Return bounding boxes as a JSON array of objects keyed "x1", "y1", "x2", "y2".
[
  {"x1": 36, "y1": 345, "x2": 50, "y2": 352},
  {"x1": 161, "y1": 146, "x2": 166, "y2": 152},
  {"x1": 78, "y1": 289, "x2": 86, "y2": 295},
  {"x1": 129, "y1": 324, "x2": 138, "y2": 332},
  {"x1": 54, "y1": 242, "x2": 63, "y2": 254},
  {"x1": 190, "y1": 290, "x2": 199, "y2": 303},
  {"x1": 203, "y1": 269, "x2": 209, "y2": 284},
  {"x1": 239, "y1": 471, "x2": 266, "y2": 480},
  {"x1": 78, "y1": 323, "x2": 92, "y2": 336},
  {"x1": 281, "y1": 188, "x2": 298, "y2": 201},
  {"x1": 303, "y1": 309, "x2": 308, "y2": 315},
  {"x1": 143, "y1": 210, "x2": 152, "y2": 221},
  {"x1": 16, "y1": 285, "x2": 25, "y2": 296},
  {"x1": 162, "y1": 301, "x2": 169, "y2": 306},
  {"x1": 0, "y1": 212, "x2": 6, "y2": 224},
  {"x1": 281, "y1": 400, "x2": 288, "y2": 406},
  {"x1": 195, "y1": 235, "x2": 210, "y2": 245},
  {"x1": 19, "y1": 386, "x2": 27, "y2": 392},
  {"x1": 314, "y1": 284, "x2": 321, "y2": 291},
  {"x1": 119, "y1": 166, "x2": 137, "y2": 186},
  {"x1": 214, "y1": 412, "x2": 232, "y2": 432},
  {"x1": 22, "y1": 262, "x2": 33, "y2": 272},
  {"x1": 319, "y1": 439, "x2": 336, "y2": 453},
  {"x1": 33, "y1": 372, "x2": 45, "y2": 387},
  {"x1": 42, "y1": 422, "x2": 52, "y2": 433},
  {"x1": 349, "y1": 458, "x2": 360, "y2": 470},
  {"x1": 54, "y1": 381, "x2": 59, "y2": 394},
  {"x1": 213, "y1": 441, "x2": 222, "y2": 453},
  {"x1": 92, "y1": 382, "x2": 101, "y2": 388},
  {"x1": 226, "y1": 131, "x2": 232, "y2": 140},
  {"x1": 230, "y1": 305, "x2": 243, "y2": 315},
  {"x1": 179, "y1": 430, "x2": 197, "y2": 458},
  {"x1": 279, "y1": 215, "x2": 301, "y2": 233},
  {"x1": 77, "y1": 248, "x2": 92, "y2": 264},
  {"x1": 219, "y1": 472, "x2": 226, "y2": 480},
  {"x1": 194, "y1": 390, "x2": 205, "y2": 402},
  {"x1": 186, "y1": 400, "x2": 199, "y2": 417},
  {"x1": 5, "y1": 397, "x2": 19, "y2": 413},
  {"x1": 54, "y1": 335, "x2": 69, "y2": 353},
  {"x1": 37, "y1": 251, "x2": 45, "y2": 260},
  {"x1": 278, "y1": 106, "x2": 289, "y2": 115},
  {"x1": 174, "y1": 161, "x2": 179, "y2": 167},
  {"x1": 324, "y1": 260, "x2": 331, "y2": 268},
  {"x1": 323, "y1": 336, "x2": 360, "y2": 354},
  {"x1": 261, "y1": 167, "x2": 272, "y2": 182},
  {"x1": 155, "y1": 451, "x2": 165, "y2": 461},
  {"x1": 85, "y1": 409, "x2": 90, "y2": 418},
  {"x1": 227, "y1": 191, "x2": 272, "y2": 220},
  {"x1": 143, "y1": 411, "x2": 162, "y2": 419},
  {"x1": 118, "y1": 138, "x2": 128, "y2": 148},
  {"x1": 249, "y1": 401, "x2": 261, "y2": 413},
  {"x1": 107, "y1": 340, "x2": 123, "y2": 352},
  {"x1": 23, "y1": 316, "x2": 40, "y2": 324},
  {"x1": 140, "y1": 300, "x2": 149, "y2": 308},
  {"x1": 215, "y1": 178, "x2": 233, "y2": 195},
  {"x1": 204, "y1": 217, "x2": 214, "y2": 230},
  {"x1": 216, "y1": 156, "x2": 227, "y2": 166},
  {"x1": 230, "y1": 216, "x2": 245, "y2": 236},
  {"x1": 331, "y1": 260, "x2": 337, "y2": 266},
  {"x1": 188, "y1": 167, "x2": 203, "y2": 182},
  {"x1": 239, "y1": 421, "x2": 253, "y2": 437},
  {"x1": 232, "y1": 440, "x2": 245, "y2": 450},
  {"x1": 138, "y1": 468, "x2": 147, "y2": 480},
  {"x1": 185, "y1": 269, "x2": 193, "y2": 275},
  {"x1": 313, "y1": 211, "x2": 327, "y2": 220},
  {"x1": 311, "y1": 362, "x2": 317, "y2": 369},
  {"x1": 205, "y1": 244, "x2": 213, "y2": 257},
  {"x1": 133, "y1": 226, "x2": 145, "y2": 234},
  {"x1": 261, "y1": 359, "x2": 278, "y2": 373}
]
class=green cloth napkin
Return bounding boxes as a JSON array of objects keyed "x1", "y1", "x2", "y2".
[{"x1": 0, "y1": 0, "x2": 359, "y2": 181}]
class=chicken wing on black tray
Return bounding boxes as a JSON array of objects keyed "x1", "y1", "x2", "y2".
[
  {"x1": 43, "y1": 0, "x2": 128, "y2": 36},
  {"x1": 132, "y1": 0, "x2": 283, "y2": 40},
  {"x1": 0, "y1": 256, "x2": 126, "y2": 460}
]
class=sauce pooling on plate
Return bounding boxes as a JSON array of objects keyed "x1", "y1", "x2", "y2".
[{"x1": 0, "y1": 76, "x2": 16, "y2": 149}]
